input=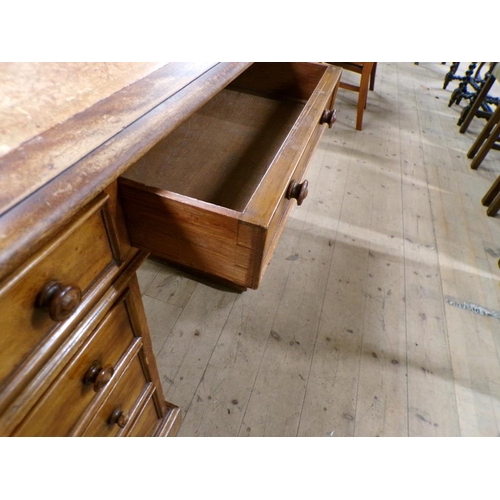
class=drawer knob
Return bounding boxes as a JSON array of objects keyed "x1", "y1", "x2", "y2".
[
  {"x1": 109, "y1": 408, "x2": 130, "y2": 428},
  {"x1": 36, "y1": 280, "x2": 82, "y2": 321},
  {"x1": 286, "y1": 179, "x2": 309, "y2": 206},
  {"x1": 83, "y1": 361, "x2": 114, "y2": 392},
  {"x1": 320, "y1": 109, "x2": 337, "y2": 128}
]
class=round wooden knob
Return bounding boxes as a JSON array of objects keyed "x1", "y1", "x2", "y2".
[
  {"x1": 286, "y1": 179, "x2": 309, "y2": 206},
  {"x1": 109, "y1": 408, "x2": 129, "y2": 428},
  {"x1": 36, "y1": 280, "x2": 82, "y2": 321},
  {"x1": 83, "y1": 361, "x2": 114, "y2": 392},
  {"x1": 320, "y1": 109, "x2": 337, "y2": 128}
]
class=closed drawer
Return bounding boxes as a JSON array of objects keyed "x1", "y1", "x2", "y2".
[
  {"x1": 119, "y1": 62, "x2": 342, "y2": 289},
  {"x1": 82, "y1": 353, "x2": 148, "y2": 437},
  {"x1": 13, "y1": 290, "x2": 136, "y2": 437},
  {"x1": 127, "y1": 392, "x2": 161, "y2": 437},
  {"x1": 0, "y1": 193, "x2": 122, "y2": 388}
]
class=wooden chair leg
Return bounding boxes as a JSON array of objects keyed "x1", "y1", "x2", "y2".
[
  {"x1": 369, "y1": 63, "x2": 377, "y2": 91},
  {"x1": 470, "y1": 117, "x2": 500, "y2": 170},
  {"x1": 356, "y1": 64, "x2": 373, "y2": 131},
  {"x1": 468, "y1": 115, "x2": 497, "y2": 160},
  {"x1": 468, "y1": 104, "x2": 500, "y2": 168},
  {"x1": 482, "y1": 174, "x2": 500, "y2": 206},
  {"x1": 486, "y1": 191, "x2": 500, "y2": 216},
  {"x1": 459, "y1": 74, "x2": 496, "y2": 133}
]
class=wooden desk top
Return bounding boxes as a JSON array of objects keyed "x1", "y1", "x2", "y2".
[{"x1": 0, "y1": 62, "x2": 251, "y2": 279}]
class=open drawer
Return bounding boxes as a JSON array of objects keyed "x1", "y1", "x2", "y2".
[{"x1": 118, "y1": 62, "x2": 342, "y2": 289}]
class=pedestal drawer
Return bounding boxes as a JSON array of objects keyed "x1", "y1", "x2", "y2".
[
  {"x1": 119, "y1": 62, "x2": 342, "y2": 289},
  {"x1": 82, "y1": 353, "x2": 149, "y2": 437},
  {"x1": 13, "y1": 290, "x2": 136, "y2": 437},
  {"x1": 0, "y1": 193, "x2": 122, "y2": 391},
  {"x1": 127, "y1": 392, "x2": 161, "y2": 437}
]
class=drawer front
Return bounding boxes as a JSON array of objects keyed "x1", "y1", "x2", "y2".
[
  {"x1": 119, "y1": 182, "x2": 246, "y2": 287},
  {"x1": 13, "y1": 292, "x2": 136, "y2": 437},
  {"x1": 127, "y1": 393, "x2": 161, "y2": 437},
  {"x1": 234, "y1": 121, "x2": 326, "y2": 289},
  {"x1": 259, "y1": 120, "x2": 326, "y2": 277},
  {"x1": 82, "y1": 354, "x2": 148, "y2": 437},
  {"x1": 0, "y1": 194, "x2": 120, "y2": 387}
]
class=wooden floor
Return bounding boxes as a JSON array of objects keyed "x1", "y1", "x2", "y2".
[{"x1": 137, "y1": 62, "x2": 500, "y2": 437}]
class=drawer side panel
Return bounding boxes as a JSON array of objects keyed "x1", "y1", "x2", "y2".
[{"x1": 119, "y1": 181, "x2": 256, "y2": 288}]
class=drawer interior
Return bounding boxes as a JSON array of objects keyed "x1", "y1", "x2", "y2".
[
  {"x1": 118, "y1": 62, "x2": 337, "y2": 289},
  {"x1": 121, "y1": 62, "x2": 330, "y2": 212}
]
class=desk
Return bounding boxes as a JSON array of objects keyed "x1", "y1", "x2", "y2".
[
  {"x1": 0, "y1": 63, "x2": 250, "y2": 436},
  {"x1": 0, "y1": 62, "x2": 340, "y2": 435}
]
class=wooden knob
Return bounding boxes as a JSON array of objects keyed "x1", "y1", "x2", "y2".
[
  {"x1": 286, "y1": 179, "x2": 309, "y2": 206},
  {"x1": 109, "y1": 408, "x2": 129, "y2": 428},
  {"x1": 320, "y1": 109, "x2": 337, "y2": 128},
  {"x1": 36, "y1": 280, "x2": 81, "y2": 321},
  {"x1": 83, "y1": 361, "x2": 114, "y2": 392}
]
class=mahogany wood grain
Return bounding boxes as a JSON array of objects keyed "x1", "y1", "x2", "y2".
[
  {"x1": 154, "y1": 401, "x2": 183, "y2": 437},
  {"x1": 119, "y1": 181, "x2": 255, "y2": 288},
  {"x1": 128, "y1": 397, "x2": 160, "y2": 436},
  {"x1": 256, "y1": 113, "x2": 326, "y2": 285},
  {"x1": 115, "y1": 383, "x2": 181, "y2": 437},
  {"x1": 82, "y1": 354, "x2": 148, "y2": 437},
  {"x1": 124, "y1": 273, "x2": 174, "y2": 422},
  {"x1": 0, "y1": 250, "x2": 147, "y2": 435},
  {"x1": 102, "y1": 182, "x2": 135, "y2": 262},
  {"x1": 0, "y1": 250, "x2": 148, "y2": 437},
  {"x1": 119, "y1": 62, "x2": 342, "y2": 289},
  {"x1": 13, "y1": 293, "x2": 136, "y2": 436}
]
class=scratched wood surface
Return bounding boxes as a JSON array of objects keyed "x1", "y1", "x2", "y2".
[{"x1": 138, "y1": 62, "x2": 500, "y2": 436}]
